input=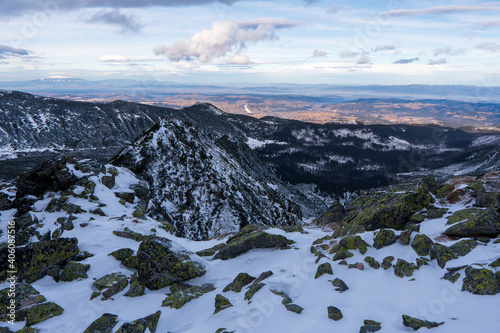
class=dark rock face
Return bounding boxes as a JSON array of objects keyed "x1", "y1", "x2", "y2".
[
  {"x1": 402, "y1": 315, "x2": 443, "y2": 330},
  {"x1": 372, "y1": 229, "x2": 398, "y2": 249},
  {"x1": 136, "y1": 237, "x2": 206, "y2": 290},
  {"x1": 83, "y1": 313, "x2": 118, "y2": 333},
  {"x1": 342, "y1": 177, "x2": 435, "y2": 231},
  {"x1": 115, "y1": 311, "x2": 161, "y2": 333},
  {"x1": 411, "y1": 234, "x2": 434, "y2": 256},
  {"x1": 314, "y1": 201, "x2": 346, "y2": 225},
  {"x1": 327, "y1": 306, "x2": 343, "y2": 321},
  {"x1": 111, "y1": 118, "x2": 303, "y2": 240},
  {"x1": 444, "y1": 208, "x2": 500, "y2": 238}
]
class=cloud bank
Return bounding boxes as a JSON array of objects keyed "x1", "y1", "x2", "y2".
[
  {"x1": 385, "y1": 4, "x2": 500, "y2": 17},
  {"x1": 0, "y1": 45, "x2": 32, "y2": 59},
  {"x1": 393, "y1": 57, "x2": 419, "y2": 64},
  {"x1": 86, "y1": 9, "x2": 143, "y2": 33}
]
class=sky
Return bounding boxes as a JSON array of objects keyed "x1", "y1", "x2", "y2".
[{"x1": 0, "y1": 0, "x2": 499, "y2": 86}]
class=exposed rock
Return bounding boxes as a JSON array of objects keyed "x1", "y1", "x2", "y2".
[
  {"x1": 109, "y1": 248, "x2": 137, "y2": 270},
  {"x1": 101, "y1": 176, "x2": 115, "y2": 189},
  {"x1": 372, "y1": 229, "x2": 398, "y2": 249},
  {"x1": 59, "y1": 261, "x2": 90, "y2": 282},
  {"x1": 436, "y1": 184, "x2": 455, "y2": 198},
  {"x1": 162, "y1": 283, "x2": 215, "y2": 309},
  {"x1": 359, "y1": 320, "x2": 381, "y2": 333},
  {"x1": 489, "y1": 258, "x2": 500, "y2": 268},
  {"x1": 114, "y1": 192, "x2": 135, "y2": 204},
  {"x1": 0, "y1": 283, "x2": 46, "y2": 322},
  {"x1": 281, "y1": 225, "x2": 304, "y2": 233},
  {"x1": 83, "y1": 313, "x2": 118, "y2": 333},
  {"x1": 393, "y1": 259, "x2": 417, "y2": 278},
  {"x1": 223, "y1": 273, "x2": 255, "y2": 292},
  {"x1": 312, "y1": 235, "x2": 333, "y2": 245},
  {"x1": 331, "y1": 278, "x2": 349, "y2": 293},
  {"x1": 314, "y1": 201, "x2": 346, "y2": 225},
  {"x1": 91, "y1": 208, "x2": 106, "y2": 216},
  {"x1": 214, "y1": 294, "x2": 233, "y2": 314},
  {"x1": 214, "y1": 228, "x2": 293, "y2": 260},
  {"x1": 402, "y1": 315, "x2": 443, "y2": 330},
  {"x1": 124, "y1": 273, "x2": 145, "y2": 298},
  {"x1": 349, "y1": 262, "x2": 364, "y2": 270},
  {"x1": 329, "y1": 235, "x2": 370, "y2": 255},
  {"x1": 271, "y1": 290, "x2": 303, "y2": 314},
  {"x1": 102, "y1": 277, "x2": 128, "y2": 299},
  {"x1": 444, "y1": 208, "x2": 500, "y2": 238},
  {"x1": 426, "y1": 206, "x2": 448, "y2": 219},
  {"x1": 244, "y1": 283, "x2": 265, "y2": 301},
  {"x1": 0, "y1": 192, "x2": 12, "y2": 211},
  {"x1": 430, "y1": 244, "x2": 457, "y2": 268},
  {"x1": 381, "y1": 256, "x2": 394, "y2": 270},
  {"x1": 93, "y1": 273, "x2": 128, "y2": 291},
  {"x1": 364, "y1": 256, "x2": 380, "y2": 269},
  {"x1": 315, "y1": 262, "x2": 333, "y2": 278},
  {"x1": 342, "y1": 177, "x2": 435, "y2": 231},
  {"x1": 195, "y1": 243, "x2": 226, "y2": 257},
  {"x1": 114, "y1": 310, "x2": 161, "y2": 333},
  {"x1": 113, "y1": 228, "x2": 144, "y2": 242},
  {"x1": 411, "y1": 234, "x2": 434, "y2": 256},
  {"x1": 25, "y1": 302, "x2": 64, "y2": 327},
  {"x1": 327, "y1": 306, "x2": 343, "y2": 321},
  {"x1": 136, "y1": 237, "x2": 206, "y2": 290},
  {"x1": 253, "y1": 270, "x2": 273, "y2": 285},
  {"x1": 462, "y1": 266, "x2": 500, "y2": 295},
  {"x1": 331, "y1": 248, "x2": 354, "y2": 261},
  {"x1": 450, "y1": 239, "x2": 478, "y2": 256}
]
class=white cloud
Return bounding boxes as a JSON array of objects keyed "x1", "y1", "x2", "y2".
[
  {"x1": 428, "y1": 58, "x2": 448, "y2": 65},
  {"x1": 433, "y1": 47, "x2": 464, "y2": 57},
  {"x1": 339, "y1": 51, "x2": 359, "y2": 58},
  {"x1": 357, "y1": 56, "x2": 371, "y2": 65},
  {"x1": 475, "y1": 42, "x2": 500, "y2": 54},
  {"x1": 384, "y1": 4, "x2": 500, "y2": 17},
  {"x1": 153, "y1": 18, "x2": 300, "y2": 63},
  {"x1": 226, "y1": 53, "x2": 251, "y2": 65},
  {"x1": 312, "y1": 49, "x2": 327, "y2": 57},
  {"x1": 86, "y1": 9, "x2": 143, "y2": 34}
]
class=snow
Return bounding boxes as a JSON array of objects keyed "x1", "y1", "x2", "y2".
[
  {"x1": 246, "y1": 137, "x2": 287, "y2": 149},
  {"x1": 243, "y1": 105, "x2": 253, "y2": 114},
  {"x1": 470, "y1": 135, "x2": 500, "y2": 148},
  {"x1": 0, "y1": 164, "x2": 499, "y2": 333}
]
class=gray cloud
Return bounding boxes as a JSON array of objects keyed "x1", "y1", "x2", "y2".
[
  {"x1": 428, "y1": 58, "x2": 448, "y2": 65},
  {"x1": 0, "y1": 0, "x2": 236, "y2": 17},
  {"x1": 393, "y1": 57, "x2": 419, "y2": 64},
  {"x1": 357, "y1": 56, "x2": 370, "y2": 65},
  {"x1": 433, "y1": 47, "x2": 464, "y2": 57},
  {"x1": 339, "y1": 51, "x2": 359, "y2": 58},
  {"x1": 86, "y1": 9, "x2": 143, "y2": 33},
  {"x1": 384, "y1": 4, "x2": 500, "y2": 17},
  {"x1": 473, "y1": 20, "x2": 500, "y2": 30},
  {"x1": 312, "y1": 49, "x2": 327, "y2": 57},
  {"x1": 154, "y1": 18, "x2": 300, "y2": 63},
  {"x1": 326, "y1": 6, "x2": 338, "y2": 14},
  {"x1": 0, "y1": 45, "x2": 32, "y2": 59},
  {"x1": 372, "y1": 44, "x2": 398, "y2": 52},
  {"x1": 476, "y1": 42, "x2": 500, "y2": 54}
]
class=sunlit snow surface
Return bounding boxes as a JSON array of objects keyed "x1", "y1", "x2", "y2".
[{"x1": 0, "y1": 165, "x2": 499, "y2": 333}]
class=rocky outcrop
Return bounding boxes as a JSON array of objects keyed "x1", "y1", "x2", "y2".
[
  {"x1": 402, "y1": 315, "x2": 443, "y2": 330},
  {"x1": 444, "y1": 208, "x2": 500, "y2": 238}
]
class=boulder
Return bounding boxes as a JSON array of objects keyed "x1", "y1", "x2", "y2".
[
  {"x1": 327, "y1": 306, "x2": 343, "y2": 321},
  {"x1": 329, "y1": 235, "x2": 370, "y2": 255},
  {"x1": 271, "y1": 290, "x2": 303, "y2": 314},
  {"x1": 214, "y1": 294, "x2": 233, "y2": 314},
  {"x1": 93, "y1": 273, "x2": 128, "y2": 291},
  {"x1": 393, "y1": 259, "x2": 417, "y2": 278},
  {"x1": 114, "y1": 311, "x2": 161, "y2": 333},
  {"x1": 25, "y1": 302, "x2": 64, "y2": 327},
  {"x1": 223, "y1": 273, "x2": 255, "y2": 292},
  {"x1": 83, "y1": 313, "x2": 118, "y2": 333},
  {"x1": 331, "y1": 278, "x2": 349, "y2": 293},
  {"x1": 0, "y1": 283, "x2": 46, "y2": 322},
  {"x1": 402, "y1": 315, "x2": 443, "y2": 330},
  {"x1": 162, "y1": 283, "x2": 215, "y2": 309},
  {"x1": 102, "y1": 278, "x2": 129, "y2": 299},
  {"x1": 195, "y1": 243, "x2": 226, "y2": 257},
  {"x1": 359, "y1": 320, "x2": 381, "y2": 333},
  {"x1": 136, "y1": 237, "x2": 206, "y2": 290},
  {"x1": 381, "y1": 256, "x2": 394, "y2": 270},
  {"x1": 314, "y1": 201, "x2": 346, "y2": 225},
  {"x1": 430, "y1": 244, "x2": 457, "y2": 268},
  {"x1": 109, "y1": 248, "x2": 137, "y2": 270},
  {"x1": 450, "y1": 239, "x2": 478, "y2": 256},
  {"x1": 462, "y1": 266, "x2": 500, "y2": 295},
  {"x1": 372, "y1": 229, "x2": 398, "y2": 249},
  {"x1": 411, "y1": 234, "x2": 434, "y2": 256},
  {"x1": 364, "y1": 257, "x2": 380, "y2": 269},
  {"x1": 315, "y1": 262, "x2": 333, "y2": 279},
  {"x1": 244, "y1": 283, "x2": 265, "y2": 301},
  {"x1": 59, "y1": 262, "x2": 90, "y2": 282},
  {"x1": 444, "y1": 208, "x2": 500, "y2": 238}
]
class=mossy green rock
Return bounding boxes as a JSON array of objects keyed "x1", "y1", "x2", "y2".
[
  {"x1": 462, "y1": 266, "x2": 500, "y2": 295},
  {"x1": 393, "y1": 259, "x2": 417, "y2": 278},
  {"x1": 281, "y1": 225, "x2": 304, "y2": 233},
  {"x1": 45, "y1": 196, "x2": 69, "y2": 212},
  {"x1": 331, "y1": 278, "x2": 349, "y2": 293},
  {"x1": 214, "y1": 231, "x2": 293, "y2": 260},
  {"x1": 93, "y1": 273, "x2": 128, "y2": 291},
  {"x1": 113, "y1": 228, "x2": 144, "y2": 242},
  {"x1": 331, "y1": 248, "x2": 354, "y2": 261},
  {"x1": 102, "y1": 277, "x2": 129, "y2": 299},
  {"x1": 314, "y1": 201, "x2": 346, "y2": 225},
  {"x1": 315, "y1": 262, "x2": 333, "y2": 278},
  {"x1": 411, "y1": 234, "x2": 434, "y2": 256},
  {"x1": 364, "y1": 256, "x2": 380, "y2": 269},
  {"x1": 450, "y1": 239, "x2": 478, "y2": 256},
  {"x1": 91, "y1": 208, "x2": 106, "y2": 216},
  {"x1": 114, "y1": 192, "x2": 135, "y2": 204},
  {"x1": 124, "y1": 279, "x2": 145, "y2": 298},
  {"x1": 372, "y1": 229, "x2": 398, "y2": 249},
  {"x1": 223, "y1": 273, "x2": 255, "y2": 292},
  {"x1": 115, "y1": 310, "x2": 161, "y2": 333},
  {"x1": 313, "y1": 235, "x2": 333, "y2": 245},
  {"x1": 271, "y1": 290, "x2": 303, "y2": 314},
  {"x1": 402, "y1": 315, "x2": 443, "y2": 330},
  {"x1": 426, "y1": 208, "x2": 448, "y2": 219},
  {"x1": 59, "y1": 261, "x2": 90, "y2": 282},
  {"x1": 6, "y1": 238, "x2": 79, "y2": 282},
  {"x1": 0, "y1": 283, "x2": 46, "y2": 322},
  {"x1": 137, "y1": 237, "x2": 206, "y2": 290},
  {"x1": 436, "y1": 183, "x2": 455, "y2": 198},
  {"x1": 489, "y1": 258, "x2": 500, "y2": 268},
  {"x1": 244, "y1": 283, "x2": 265, "y2": 301},
  {"x1": 162, "y1": 283, "x2": 215, "y2": 309},
  {"x1": 25, "y1": 302, "x2": 64, "y2": 326},
  {"x1": 214, "y1": 294, "x2": 233, "y2": 314},
  {"x1": 195, "y1": 243, "x2": 226, "y2": 257},
  {"x1": 430, "y1": 244, "x2": 457, "y2": 268},
  {"x1": 444, "y1": 208, "x2": 500, "y2": 238},
  {"x1": 101, "y1": 176, "x2": 115, "y2": 189},
  {"x1": 109, "y1": 248, "x2": 137, "y2": 270},
  {"x1": 360, "y1": 319, "x2": 381, "y2": 333},
  {"x1": 330, "y1": 235, "x2": 370, "y2": 255},
  {"x1": 343, "y1": 177, "x2": 435, "y2": 231},
  {"x1": 327, "y1": 306, "x2": 343, "y2": 321},
  {"x1": 381, "y1": 256, "x2": 394, "y2": 270},
  {"x1": 83, "y1": 313, "x2": 118, "y2": 333},
  {"x1": 132, "y1": 205, "x2": 147, "y2": 220}
]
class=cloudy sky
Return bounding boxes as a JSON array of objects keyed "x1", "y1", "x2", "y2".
[{"x1": 0, "y1": 0, "x2": 499, "y2": 85}]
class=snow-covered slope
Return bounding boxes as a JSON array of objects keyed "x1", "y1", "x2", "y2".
[{"x1": 1, "y1": 159, "x2": 499, "y2": 333}]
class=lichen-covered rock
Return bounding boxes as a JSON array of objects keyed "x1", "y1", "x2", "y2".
[
  {"x1": 109, "y1": 248, "x2": 137, "y2": 270},
  {"x1": 91, "y1": 208, "x2": 106, "y2": 216},
  {"x1": 93, "y1": 273, "x2": 128, "y2": 291},
  {"x1": 315, "y1": 262, "x2": 333, "y2": 279},
  {"x1": 102, "y1": 277, "x2": 128, "y2": 299},
  {"x1": 330, "y1": 235, "x2": 370, "y2": 255},
  {"x1": 0, "y1": 283, "x2": 46, "y2": 322},
  {"x1": 223, "y1": 273, "x2": 255, "y2": 292},
  {"x1": 312, "y1": 235, "x2": 333, "y2": 245},
  {"x1": 112, "y1": 228, "x2": 144, "y2": 242},
  {"x1": 0, "y1": 192, "x2": 12, "y2": 211},
  {"x1": 25, "y1": 302, "x2": 64, "y2": 327},
  {"x1": 114, "y1": 192, "x2": 135, "y2": 204},
  {"x1": 327, "y1": 306, "x2": 343, "y2": 321},
  {"x1": 124, "y1": 274, "x2": 145, "y2": 298},
  {"x1": 444, "y1": 208, "x2": 500, "y2": 238},
  {"x1": 101, "y1": 175, "x2": 115, "y2": 189},
  {"x1": 1, "y1": 237, "x2": 80, "y2": 283},
  {"x1": 59, "y1": 261, "x2": 90, "y2": 282},
  {"x1": 314, "y1": 201, "x2": 346, "y2": 225},
  {"x1": 115, "y1": 310, "x2": 161, "y2": 333},
  {"x1": 393, "y1": 259, "x2": 417, "y2": 278},
  {"x1": 359, "y1": 319, "x2": 381, "y2": 333},
  {"x1": 446, "y1": 208, "x2": 484, "y2": 225},
  {"x1": 436, "y1": 183, "x2": 455, "y2": 198},
  {"x1": 162, "y1": 283, "x2": 215, "y2": 309},
  {"x1": 331, "y1": 248, "x2": 354, "y2": 261},
  {"x1": 411, "y1": 234, "x2": 434, "y2": 257},
  {"x1": 398, "y1": 230, "x2": 412, "y2": 245},
  {"x1": 271, "y1": 290, "x2": 303, "y2": 314},
  {"x1": 364, "y1": 256, "x2": 380, "y2": 269},
  {"x1": 372, "y1": 229, "x2": 398, "y2": 249},
  {"x1": 83, "y1": 313, "x2": 118, "y2": 333},
  {"x1": 381, "y1": 256, "x2": 394, "y2": 270},
  {"x1": 489, "y1": 258, "x2": 500, "y2": 268},
  {"x1": 137, "y1": 237, "x2": 206, "y2": 290},
  {"x1": 213, "y1": 230, "x2": 294, "y2": 260},
  {"x1": 426, "y1": 206, "x2": 448, "y2": 219},
  {"x1": 253, "y1": 270, "x2": 273, "y2": 285},
  {"x1": 430, "y1": 244, "x2": 457, "y2": 268},
  {"x1": 450, "y1": 239, "x2": 478, "y2": 257},
  {"x1": 462, "y1": 266, "x2": 500, "y2": 295},
  {"x1": 132, "y1": 204, "x2": 147, "y2": 220},
  {"x1": 244, "y1": 283, "x2": 265, "y2": 301},
  {"x1": 195, "y1": 243, "x2": 226, "y2": 257},
  {"x1": 281, "y1": 225, "x2": 304, "y2": 233},
  {"x1": 331, "y1": 278, "x2": 349, "y2": 293},
  {"x1": 342, "y1": 177, "x2": 435, "y2": 231},
  {"x1": 214, "y1": 294, "x2": 233, "y2": 314},
  {"x1": 402, "y1": 315, "x2": 443, "y2": 330}
]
